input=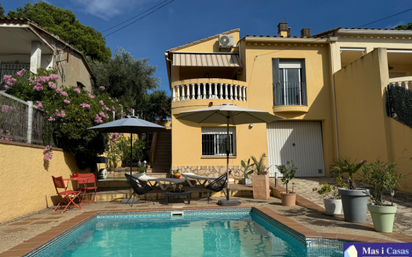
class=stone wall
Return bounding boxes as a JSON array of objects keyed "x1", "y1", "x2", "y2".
[
  {"x1": 106, "y1": 167, "x2": 152, "y2": 178},
  {"x1": 172, "y1": 166, "x2": 245, "y2": 178}
]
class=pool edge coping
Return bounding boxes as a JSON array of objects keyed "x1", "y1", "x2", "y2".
[{"x1": 0, "y1": 205, "x2": 403, "y2": 257}]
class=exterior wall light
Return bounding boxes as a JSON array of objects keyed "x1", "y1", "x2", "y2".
[{"x1": 249, "y1": 124, "x2": 253, "y2": 128}]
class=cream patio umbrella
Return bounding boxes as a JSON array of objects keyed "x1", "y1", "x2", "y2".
[{"x1": 177, "y1": 103, "x2": 284, "y2": 205}]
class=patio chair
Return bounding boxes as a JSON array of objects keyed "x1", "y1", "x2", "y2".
[
  {"x1": 125, "y1": 173, "x2": 154, "y2": 207},
  {"x1": 205, "y1": 170, "x2": 232, "y2": 204},
  {"x1": 133, "y1": 173, "x2": 185, "y2": 190},
  {"x1": 182, "y1": 172, "x2": 236, "y2": 187},
  {"x1": 77, "y1": 173, "x2": 98, "y2": 204},
  {"x1": 52, "y1": 176, "x2": 82, "y2": 213}
]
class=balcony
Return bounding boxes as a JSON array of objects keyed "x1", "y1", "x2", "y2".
[
  {"x1": 172, "y1": 78, "x2": 247, "y2": 102},
  {"x1": 272, "y1": 81, "x2": 308, "y2": 114},
  {"x1": 389, "y1": 76, "x2": 412, "y2": 90}
]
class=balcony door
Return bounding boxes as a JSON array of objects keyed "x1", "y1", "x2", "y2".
[{"x1": 272, "y1": 59, "x2": 307, "y2": 106}]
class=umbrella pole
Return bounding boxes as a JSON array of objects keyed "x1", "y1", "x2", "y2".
[
  {"x1": 130, "y1": 127, "x2": 133, "y2": 176},
  {"x1": 226, "y1": 116, "x2": 230, "y2": 201}
]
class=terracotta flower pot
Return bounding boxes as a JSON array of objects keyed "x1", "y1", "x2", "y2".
[
  {"x1": 280, "y1": 192, "x2": 296, "y2": 206},
  {"x1": 173, "y1": 174, "x2": 181, "y2": 179}
]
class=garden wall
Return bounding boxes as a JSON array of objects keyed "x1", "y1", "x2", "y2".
[
  {"x1": 0, "y1": 141, "x2": 86, "y2": 223},
  {"x1": 335, "y1": 49, "x2": 412, "y2": 193}
]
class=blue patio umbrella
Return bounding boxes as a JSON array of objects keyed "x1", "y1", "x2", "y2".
[{"x1": 88, "y1": 116, "x2": 165, "y2": 175}]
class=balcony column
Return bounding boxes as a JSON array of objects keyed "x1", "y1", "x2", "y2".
[
  {"x1": 191, "y1": 84, "x2": 195, "y2": 99},
  {"x1": 186, "y1": 84, "x2": 190, "y2": 100},
  {"x1": 243, "y1": 86, "x2": 246, "y2": 101},
  {"x1": 234, "y1": 85, "x2": 238, "y2": 100},
  {"x1": 172, "y1": 86, "x2": 176, "y2": 102},
  {"x1": 182, "y1": 85, "x2": 186, "y2": 100},
  {"x1": 207, "y1": 83, "x2": 211, "y2": 99},
  {"x1": 213, "y1": 83, "x2": 217, "y2": 99},
  {"x1": 176, "y1": 85, "x2": 180, "y2": 101},
  {"x1": 203, "y1": 83, "x2": 206, "y2": 99},
  {"x1": 197, "y1": 83, "x2": 201, "y2": 99},
  {"x1": 30, "y1": 41, "x2": 41, "y2": 74},
  {"x1": 229, "y1": 84, "x2": 233, "y2": 100},
  {"x1": 219, "y1": 84, "x2": 223, "y2": 99},
  {"x1": 224, "y1": 84, "x2": 228, "y2": 99},
  {"x1": 239, "y1": 86, "x2": 243, "y2": 101},
  {"x1": 407, "y1": 81, "x2": 411, "y2": 90}
]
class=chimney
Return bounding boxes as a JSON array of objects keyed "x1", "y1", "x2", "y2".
[
  {"x1": 278, "y1": 22, "x2": 289, "y2": 37},
  {"x1": 300, "y1": 28, "x2": 311, "y2": 37}
]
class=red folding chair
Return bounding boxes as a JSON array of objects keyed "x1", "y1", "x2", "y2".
[
  {"x1": 52, "y1": 176, "x2": 82, "y2": 213},
  {"x1": 78, "y1": 173, "x2": 98, "y2": 204}
]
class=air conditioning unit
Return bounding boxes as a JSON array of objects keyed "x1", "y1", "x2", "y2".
[{"x1": 219, "y1": 34, "x2": 235, "y2": 49}]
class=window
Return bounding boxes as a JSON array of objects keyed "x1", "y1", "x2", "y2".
[
  {"x1": 77, "y1": 82, "x2": 85, "y2": 89},
  {"x1": 202, "y1": 127, "x2": 235, "y2": 156},
  {"x1": 0, "y1": 62, "x2": 30, "y2": 87},
  {"x1": 272, "y1": 59, "x2": 307, "y2": 106}
]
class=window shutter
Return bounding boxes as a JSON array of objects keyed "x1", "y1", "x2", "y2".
[
  {"x1": 301, "y1": 60, "x2": 307, "y2": 105},
  {"x1": 272, "y1": 58, "x2": 282, "y2": 105}
]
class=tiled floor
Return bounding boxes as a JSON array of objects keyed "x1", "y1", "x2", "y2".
[{"x1": 0, "y1": 184, "x2": 411, "y2": 256}]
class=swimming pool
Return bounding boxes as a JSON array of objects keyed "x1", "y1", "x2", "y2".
[{"x1": 25, "y1": 208, "x2": 344, "y2": 257}]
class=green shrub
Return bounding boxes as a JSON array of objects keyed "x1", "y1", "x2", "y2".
[{"x1": 276, "y1": 161, "x2": 297, "y2": 193}]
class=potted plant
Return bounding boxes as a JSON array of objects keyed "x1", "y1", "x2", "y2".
[
  {"x1": 312, "y1": 176, "x2": 346, "y2": 215},
  {"x1": 276, "y1": 161, "x2": 297, "y2": 206},
  {"x1": 361, "y1": 160, "x2": 402, "y2": 232},
  {"x1": 332, "y1": 158, "x2": 369, "y2": 223},
  {"x1": 241, "y1": 158, "x2": 254, "y2": 186},
  {"x1": 251, "y1": 153, "x2": 270, "y2": 200},
  {"x1": 137, "y1": 166, "x2": 146, "y2": 174},
  {"x1": 173, "y1": 169, "x2": 181, "y2": 179}
]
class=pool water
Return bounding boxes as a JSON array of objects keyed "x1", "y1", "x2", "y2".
[{"x1": 28, "y1": 209, "x2": 343, "y2": 257}]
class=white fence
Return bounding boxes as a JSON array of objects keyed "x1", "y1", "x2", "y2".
[{"x1": 0, "y1": 91, "x2": 46, "y2": 145}]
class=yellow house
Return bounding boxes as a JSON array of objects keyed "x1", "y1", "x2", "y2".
[{"x1": 164, "y1": 23, "x2": 412, "y2": 193}]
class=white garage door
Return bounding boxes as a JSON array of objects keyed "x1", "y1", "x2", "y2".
[{"x1": 267, "y1": 121, "x2": 325, "y2": 177}]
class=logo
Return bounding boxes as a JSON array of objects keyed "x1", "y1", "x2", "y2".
[
  {"x1": 344, "y1": 245, "x2": 358, "y2": 257},
  {"x1": 343, "y1": 243, "x2": 412, "y2": 257}
]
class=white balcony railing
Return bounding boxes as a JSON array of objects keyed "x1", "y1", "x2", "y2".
[
  {"x1": 172, "y1": 82, "x2": 247, "y2": 102},
  {"x1": 389, "y1": 76, "x2": 412, "y2": 90}
]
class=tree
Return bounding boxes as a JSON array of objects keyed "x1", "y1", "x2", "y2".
[
  {"x1": 394, "y1": 22, "x2": 412, "y2": 30},
  {"x1": 6, "y1": 1, "x2": 111, "y2": 62},
  {"x1": 89, "y1": 47, "x2": 160, "y2": 106},
  {"x1": 0, "y1": 3, "x2": 5, "y2": 18},
  {"x1": 136, "y1": 90, "x2": 171, "y2": 122}
]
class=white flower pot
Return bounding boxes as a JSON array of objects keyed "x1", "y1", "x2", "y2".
[
  {"x1": 242, "y1": 178, "x2": 251, "y2": 186},
  {"x1": 323, "y1": 198, "x2": 342, "y2": 215}
]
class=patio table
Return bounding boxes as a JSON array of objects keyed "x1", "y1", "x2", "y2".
[{"x1": 165, "y1": 190, "x2": 191, "y2": 205}]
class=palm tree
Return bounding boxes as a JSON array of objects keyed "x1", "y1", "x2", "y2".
[{"x1": 136, "y1": 90, "x2": 171, "y2": 122}]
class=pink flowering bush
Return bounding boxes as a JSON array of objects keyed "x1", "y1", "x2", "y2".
[
  {"x1": 99, "y1": 86, "x2": 105, "y2": 90},
  {"x1": 43, "y1": 145, "x2": 53, "y2": 161},
  {"x1": 3, "y1": 68, "x2": 131, "y2": 170},
  {"x1": 36, "y1": 101, "x2": 43, "y2": 109}
]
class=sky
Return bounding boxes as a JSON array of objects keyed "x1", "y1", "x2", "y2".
[{"x1": 1, "y1": 0, "x2": 412, "y2": 94}]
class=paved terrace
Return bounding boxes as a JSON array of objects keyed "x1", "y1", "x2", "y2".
[{"x1": 0, "y1": 178, "x2": 412, "y2": 256}]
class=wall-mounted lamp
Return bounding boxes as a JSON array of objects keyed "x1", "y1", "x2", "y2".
[
  {"x1": 208, "y1": 102, "x2": 213, "y2": 107},
  {"x1": 249, "y1": 124, "x2": 253, "y2": 129}
]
